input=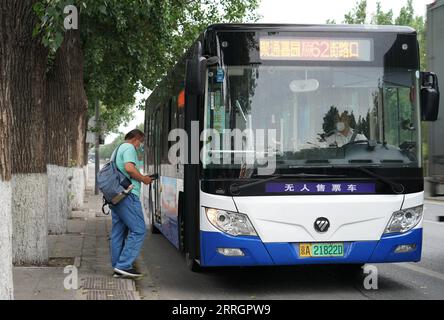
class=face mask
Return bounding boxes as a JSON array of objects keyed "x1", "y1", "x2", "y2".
[
  {"x1": 336, "y1": 122, "x2": 345, "y2": 132},
  {"x1": 138, "y1": 143, "x2": 144, "y2": 152}
]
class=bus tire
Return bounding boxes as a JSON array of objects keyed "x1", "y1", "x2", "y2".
[{"x1": 186, "y1": 252, "x2": 202, "y2": 272}]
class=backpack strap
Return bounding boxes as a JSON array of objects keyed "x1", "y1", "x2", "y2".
[{"x1": 111, "y1": 143, "x2": 124, "y2": 163}]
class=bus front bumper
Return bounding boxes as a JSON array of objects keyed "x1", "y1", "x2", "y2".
[{"x1": 199, "y1": 228, "x2": 422, "y2": 267}]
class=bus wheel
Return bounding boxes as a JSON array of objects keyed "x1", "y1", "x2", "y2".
[{"x1": 186, "y1": 252, "x2": 202, "y2": 272}]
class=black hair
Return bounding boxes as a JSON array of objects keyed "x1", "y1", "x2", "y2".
[{"x1": 125, "y1": 129, "x2": 144, "y2": 140}]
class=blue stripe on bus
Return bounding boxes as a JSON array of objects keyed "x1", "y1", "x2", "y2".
[
  {"x1": 200, "y1": 232, "x2": 274, "y2": 266},
  {"x1": 264, "y1": 241, "x2": 377, "y2": 265},
  {"x1": 368, "y1": 228, "x2": 422, "y2": 263},
  {"x1": 200, "y1": 228, "x2": 422, "y2": 267}
]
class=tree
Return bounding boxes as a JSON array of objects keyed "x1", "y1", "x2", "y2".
[
  {"x1": 344, "y1": 0, "x2": 368, "y2": 24},
  {"x1": 319, "y1": 106, "x2": 340, "y2": 141},
  {"x1": 45, "y1": 30, "x2": 87, "y2": 233},
  {"x1": 32, "y1": 1, "x2": 260, "y2": 233},
  {"x1": 9, "y1": 0, "x2": 50, "y2": 265},
  {"x1": 395, "y1": 0, "x2": 426, "y2": 70},
  {"x1": 341, "y1": 1, "x2": 426, "y2": 70},
  {"x1": 0, "y1": 0, "x2": 15, "y2": 299},
  {"x1": 100, "y1": 123, "x2": 144, "y2": 160},
  {"x1": 35, "y1": 1, "x2": 260, "y2": 129},
  {"x1": 372, "y1": 2, "x2": 393, "y2": 25}
]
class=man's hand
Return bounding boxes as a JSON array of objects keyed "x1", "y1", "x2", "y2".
[
  {"x1": 124, "y1": 162, "x2": 152, "y2": 185},
  {"x1": 141, "y1": 175, "x2": 152, "y2": 185}
]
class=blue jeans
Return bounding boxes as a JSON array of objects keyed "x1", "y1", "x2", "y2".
[{"x1": 111, "y1": 193, "x2": 146, "y2": 270}]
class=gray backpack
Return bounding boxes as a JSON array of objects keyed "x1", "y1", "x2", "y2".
[{"x1": 97, "y1": 144, "x2": 133, "y2": 214}]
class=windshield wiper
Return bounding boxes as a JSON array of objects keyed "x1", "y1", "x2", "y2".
[
  {"x1": 352, "y1": 167, "x2": 405, "y2": 194},
  {"x1": 341, "y1": 139, "x2": 377, "y2": 150},
  {"x1": 229, "y1": 173, "x2": 347, "y2": 195}
]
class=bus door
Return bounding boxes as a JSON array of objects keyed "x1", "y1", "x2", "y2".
[{"x1": 153, "y1": 107, "x2": 162, "y2": 226}]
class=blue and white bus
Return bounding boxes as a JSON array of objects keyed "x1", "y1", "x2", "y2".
[{"x1": 143, "y1": 24, "x2": 440, "y2": 271}]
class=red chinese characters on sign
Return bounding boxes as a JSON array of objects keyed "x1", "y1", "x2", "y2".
[{"x1": 260, "y1": 38, "x2": 370, "y2": 61}]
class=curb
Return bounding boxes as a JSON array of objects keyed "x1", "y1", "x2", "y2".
[{"x1": 425, "y1": 197, "x2": 444, "y2": 203}]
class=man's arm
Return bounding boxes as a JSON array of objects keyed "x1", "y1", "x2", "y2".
[{"x1": 124, "y1": 162, "x2": 152, "y2": 185}]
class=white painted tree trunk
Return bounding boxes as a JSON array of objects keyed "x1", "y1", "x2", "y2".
[
  {"x1": 12, "y1": 174, "x2": 48, "y2": 265},
  {"x1": 83, "y1": 165, "x2": 89, "y2": 190},
  {"x1": 0, "y1": 180, "x2": 14, "y2": 300},
  {"x1": 69, "y1": 167, "x2": 85, "y2": 210},
  {"x1": 47, "y1": 165, "x2": 72, "y2": 235}
]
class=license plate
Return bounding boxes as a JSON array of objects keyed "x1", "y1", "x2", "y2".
[{"x1": 299, "y1": 243, "x2": 344, "y2": 258}]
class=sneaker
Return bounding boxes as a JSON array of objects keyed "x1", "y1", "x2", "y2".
[
  {"x1": 113, "y1": 267, "x2": 143, "y2": 278},
  {"x1": 112, "y1": 272, "x2": 122, "y2": 278}
]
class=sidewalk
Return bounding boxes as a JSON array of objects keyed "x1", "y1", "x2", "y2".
[{"x1": 13, "y1": 188, "x2": 150, "y2": 300}]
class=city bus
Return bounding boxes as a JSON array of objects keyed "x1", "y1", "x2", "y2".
[{"x1": 143, "y1": 24, "x2": 440, "y2": 271}]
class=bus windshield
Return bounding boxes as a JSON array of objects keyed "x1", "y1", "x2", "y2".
[{"x1": 203, "y1": 65, "x2": 421, "y2": 171}]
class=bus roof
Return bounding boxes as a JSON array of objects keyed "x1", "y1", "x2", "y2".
[{"x1": 205, "y1": 23, "x2": 416, "y2": 34}]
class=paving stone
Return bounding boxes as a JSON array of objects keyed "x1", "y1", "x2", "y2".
[
  {"x1": 67, "y1": 219, "x2": 87, "y2": 234},
  {"x1": 13, "y1": 179, "x2": 144, "y2": 300}
]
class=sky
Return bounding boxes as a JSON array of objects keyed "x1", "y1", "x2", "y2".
[
  {"x1": 105, "y1": 0, "x2": 435, "y2": 144},
  {"x1": 257, "y1": 0, "x2": 433, "y2": 24}
]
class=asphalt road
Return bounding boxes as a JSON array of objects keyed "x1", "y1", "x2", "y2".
[{"x1": 140, "y1": 200, "x2": 444, "y2": 300}]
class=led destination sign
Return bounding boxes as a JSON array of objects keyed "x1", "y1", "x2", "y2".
[{"x1": 259, "y1": 38, "x2": 373, "y2": 61}]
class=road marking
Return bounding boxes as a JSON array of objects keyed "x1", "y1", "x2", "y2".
[{"x1": 396, "y1": 263, "x2": 444, "y2": 282}]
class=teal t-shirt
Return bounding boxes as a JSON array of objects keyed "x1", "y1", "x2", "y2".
[{"x1": 113, "y1": 143, "x2": 141, "y2": 198}]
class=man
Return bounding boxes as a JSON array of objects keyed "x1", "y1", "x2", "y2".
[
  {"x1": 111, "y1": 129, "x2": 152, "y2": 277},
  {"x1": 324, "y1": 112, "x2": 367, "y2": 147}
]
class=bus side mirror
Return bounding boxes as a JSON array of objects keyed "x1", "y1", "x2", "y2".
[
  {"x1": 186, "y1": 41, "x2": 207, "y2": 96},
  {"x1": 420, "y1": 72, "x2": 440, "y2": 121}
]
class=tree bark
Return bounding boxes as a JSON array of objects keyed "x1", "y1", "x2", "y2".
[
  {"x1": 10, "y1": 0, "x2": 49, "y2": 265},
  {"x1": 66, "y1": 30, "x2": 88, "y2": 167},
  {"x1": 46, "y1": 33, "x2": 73, "y2": 234},
  {"x1": 66, "y1": 30, "x2": 88, "y2": 210},
  {"x1": 0, "y1": 0, "x2": 14, "y2": 300}
]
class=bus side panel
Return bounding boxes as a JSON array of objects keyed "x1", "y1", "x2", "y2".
[{"x1": 159, "y1": 175, "x2": 181, "y2": 249}]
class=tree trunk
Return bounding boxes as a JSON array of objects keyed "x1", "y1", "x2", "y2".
[
  {"x1": 10, "y1": 0, "x2": 49, "y2": 265},
  {"x1": 0, "y1": 0, "x2": 14, "y2": 299},
  {"x1": 66, "y1": 30, "x2": 88, "y2": 211},
  {"x1": 46, "y1": 33, "x2": 73, "y2": 235}
]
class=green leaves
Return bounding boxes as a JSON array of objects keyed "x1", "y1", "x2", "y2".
[
  {"x1": 344, "y1": 0, "x2": 367, "y2": 24},
  {"x1": 33, "y1": 0, "x2": 260, "y2": 135},
  {"x1": 340, "y1": 0, "x2": 426, "y2": 70}
]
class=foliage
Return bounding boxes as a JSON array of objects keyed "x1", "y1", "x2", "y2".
[
  {"x1": 372, "y1": 2, "x2": 393, "y2": 25},
  {"x1": 340, "y1": 0, "x2": 426, "y2": 70},
  {"x1": 99, "y1": 133, "x2": 124, "y2": 160},
  {"x1": 100, "y1": 122, "x2": 144, "y2": 159},
  {"x1": 343, "y1": 0, "x2": 367, "y2": 24},
  {"x1": 319, "y1": 106, "x2": 339, "y2": 141},
  {"x1": 33, "y1": 0, "x2": 260, "y2": 135}
]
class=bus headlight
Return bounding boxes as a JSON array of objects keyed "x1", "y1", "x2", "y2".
[
  {"x1": 205, "y1": 208, "x2": 257, "y2": 237},
  {"x1": 384, "y1": 205, "x2": 423, "y2": 234}
]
